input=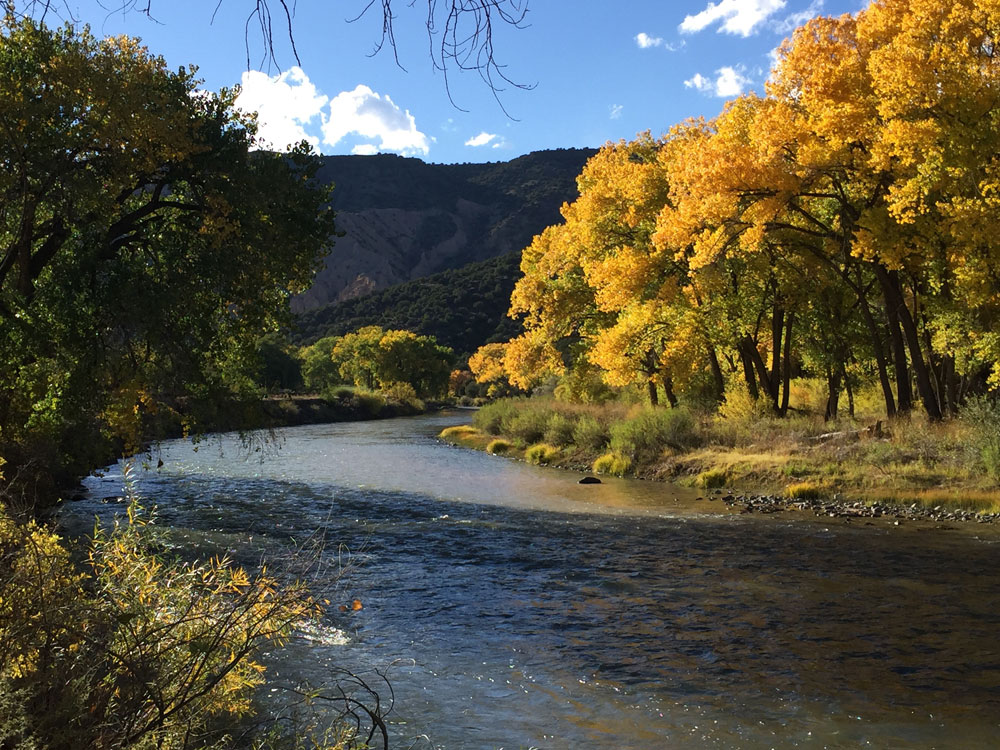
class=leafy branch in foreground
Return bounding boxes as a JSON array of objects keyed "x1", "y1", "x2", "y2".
[{"x1": 0, "y1": 463, "x2": 390, "y2": 749}]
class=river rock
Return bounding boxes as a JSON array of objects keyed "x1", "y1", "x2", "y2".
[{"x1": 579, "y1": 476, "x2": 602, "y2": 484}]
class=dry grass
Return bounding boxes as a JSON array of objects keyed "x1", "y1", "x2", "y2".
[{"x1": 448, "y1": 388, "x2": 1000, "y2": 515}]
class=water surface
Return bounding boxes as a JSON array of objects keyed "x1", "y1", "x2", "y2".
[{"x1": 68, "y1": 412, "x2": 1000, "y2": 749}]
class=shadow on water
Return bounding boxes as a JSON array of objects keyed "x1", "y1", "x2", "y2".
[{"x1": 65, "y1": 413, "x2": 1000, "y2": 749}]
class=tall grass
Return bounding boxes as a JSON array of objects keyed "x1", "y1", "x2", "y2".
[
  {"x1": 470, "y1": 389, "x2": 1000, "y2": 513},
  {"x1": 609, "y1": 406, "x2": 699, "y2": 461}
]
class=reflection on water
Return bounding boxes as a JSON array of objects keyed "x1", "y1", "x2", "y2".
[{"x1": 67, "y1": 412, "x2": 1000, "y2": 749}]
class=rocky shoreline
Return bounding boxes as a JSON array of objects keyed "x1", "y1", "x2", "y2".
[{"x1": 701, "y1": 489, "x2": 1000, "y2": 524}]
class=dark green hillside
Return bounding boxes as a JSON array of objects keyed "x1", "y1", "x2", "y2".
[{"x1": 293, "y1": 252, "x2": 523, "y2": 361}]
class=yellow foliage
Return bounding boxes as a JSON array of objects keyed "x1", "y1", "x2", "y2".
[
  {"x1": 469, "y1": 342, "x2": 508, "y2": 384},
  {"x1": 0, "y1": 473, "x2": 321, "y2": 747}
]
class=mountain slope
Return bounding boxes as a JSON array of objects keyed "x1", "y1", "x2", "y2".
[{"x1": 292, "y1": 148, "x2": 595, "y2": 313}]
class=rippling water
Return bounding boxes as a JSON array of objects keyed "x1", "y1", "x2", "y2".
[{"x1": 64, "y1": 412, "x2": 1000, "y2": 749}]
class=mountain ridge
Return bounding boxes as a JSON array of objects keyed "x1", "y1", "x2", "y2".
[{"x1": 292, "y1": 147, "x2": 596, "y2": 313}]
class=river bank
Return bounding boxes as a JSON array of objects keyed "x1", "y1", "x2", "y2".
[{"x1": 438, "y1": 398, "x2": 1000, "y2": 525}]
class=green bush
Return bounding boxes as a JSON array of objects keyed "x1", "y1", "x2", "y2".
[
  {"x1": 609, "y1": 407, "x2": 699, "y2": 462},
  {"x1": 473, "y1": 399, "x2": 522, "y2": 435},
  {"x1": 352, "y1": 390, "x2": 385, "y2": 417},
  {"x1": 508, "y1": 408, "x2": 552, "y2": 446},
  {"x1": 322, "y1": 385, "x2": 355, "y2": 401},
  {"x1": 0, "y1": 488, "x2": 320, "y2": 749},
  {"x1": 593, "y1": 452, "x2": 631, "y2": 477},
  {"x1": 962, "y1": 396, "x2": 1000, "y2": 481},
  {"x1": 440, "y1": 425, "x2": 479, "y2": 441},
  {"x1": 382, "y1": 381, "x2": 424, "y2": 410},
  {"x1": 525, "y1": 443, "x2": 561, "y2": 465},
  {"x1": 543, "y1": 413, "x2": 576, "y2": 447},
  {"x1": 572, "y1": 415, "x2": 609, "y2": 452}
]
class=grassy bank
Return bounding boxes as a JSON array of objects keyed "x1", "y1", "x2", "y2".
[{"x1": 439, "y1": 392, "x2": 1000, "y2": 517}]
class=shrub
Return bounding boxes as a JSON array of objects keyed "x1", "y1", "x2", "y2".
[
  {"x1": 0, "y1": 486, "x2": 321, "y2": 749},
  {"x1": 472, "y1": 399, "x2": 522, "y2": 435},
  {"x1": 352, "y1": 389, "x2": 385, "y2": 417},
  {"x1": 572, "y1": 415, "x2": 609, "y2": 452},
  {"x1": 962, "y1": 396, "x2": 1000, "y2": 481},
  {"x1": 486, "y1": 438, "x2": 512, "y2": 455},
  {"x1": 593, "y1": 452, "x2": 631, "y2": 476},
  {"x1": 508, "y1": 408, "x2": 552, "y2": 446},
  {"x1": 695, "y1": 468, "x2": 728, "y2": 489},
  {"x1": 324, "y1": 386, "x2": 355, "y2": 401},
  {"x1": 382, "y1": 381, "x2": 424, "y2": 410},
  {"x1": 543, "y1": 413, "x2": 576, "y2": 447},
  {"x1": 784, "y1": 481, "x2": 826, "y2": 500},
  {"x1": 525, "y1": 443, "x2": 561, "y2": 465},
  {"x1": 440, "y1": 425, "x2": 479, "y2": 441},
  {"x1": 609, "y1": 407, "x2": 699, "y2": 462}
]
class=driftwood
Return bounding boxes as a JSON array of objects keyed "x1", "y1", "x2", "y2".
[{"x1": 808, "y1": 420, "x2": 886, "y2": 444}]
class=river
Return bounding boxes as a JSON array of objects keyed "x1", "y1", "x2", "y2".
[{"x1": 65, "y1": 411, "x2": 1000, "y2": 749}]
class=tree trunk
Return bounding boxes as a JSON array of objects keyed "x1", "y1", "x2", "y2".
[
  {"x1": 855, "y1": 273, "x2": 896, "y2": 418},
  {"x1": 824, "y1": 365, "x2": 841, "y2": 422},
  {"x1": 878, "y1": 268, "x2": 913, "y2": 415},
  {"x1": 647, "y1": 378, "x2": 659, "y2": 407},
  {"x1": 740, "y1": 335, "x2": 772, "y2": 404},
  {"x1": 944, "y1": 355, "x2": 959, "y2": 416},
  {"x1": 707, "y1": 344, "x2": 725, "y2": 403},
  {"x1": 779, "y1": 312, "x2": 793, "y2": 417},
  {"x1": 843, "y1": 362, "x2": 855, "y2": 418},
  {"x1": 738, "y1": 339, "x2": 760, "y2": 401},
  {"x1": 663, "y1": 375, "x2": 678, "y2": 408},
  {"x1": 770, "y1": 305, "x2": 784, "y2": 410},
  {"x1": 877, "y1": 267, "x2": 942, "y2": 421}
]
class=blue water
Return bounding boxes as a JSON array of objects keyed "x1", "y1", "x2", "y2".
[{"x1": 65, "y1": 412, "x2": 1000, "y2": 749}]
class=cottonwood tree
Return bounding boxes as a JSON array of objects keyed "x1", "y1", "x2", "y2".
[
  {"x1": 484, "y1": 0, "x2": 1000, "y2": 419},
  {"x1": 0, "y1": 17, "x2": 334, "y2": 498}
]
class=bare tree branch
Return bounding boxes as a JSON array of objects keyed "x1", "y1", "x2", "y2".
[{"x1": 7, "y1": 0, "x2": 533, "y2": 110}]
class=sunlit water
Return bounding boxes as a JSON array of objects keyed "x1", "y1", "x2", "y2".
[{"x1": 63, "y1": 411, "x2": 1000, "y2": 749}]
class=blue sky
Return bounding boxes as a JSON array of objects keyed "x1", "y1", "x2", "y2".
[{"x1": 62, "y1": 0, "x2": 861, "y2": 164}]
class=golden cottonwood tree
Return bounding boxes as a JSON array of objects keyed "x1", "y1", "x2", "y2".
[{"x1": 489, "y1": 0, "x2": 1000, "y2": 418}]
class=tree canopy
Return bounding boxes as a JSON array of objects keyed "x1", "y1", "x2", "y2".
[
  {"x1": 0, "y1": 16, "x2": 334, "y2": 499},
  {"x1": 482, "y1": 0, "x2": 1000, "y2": 420},
  {"x1": 327, "y1": 326, "x2": 453, "y2": 398}
]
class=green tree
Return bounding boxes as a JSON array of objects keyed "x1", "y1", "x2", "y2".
[
  {"x1": 0, "y1": 17, "x2": 334, "y2": 501},
  {"x1": 331, "y1": 326, "x2": 452, "y2": 398},
  {"x1": 300, "y1": 335, "x2": 344, "y2": 392}
]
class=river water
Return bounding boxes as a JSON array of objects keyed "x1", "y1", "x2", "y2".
[{"x1": 66, "y1": 411, "x2": 1000, "y2": 749}]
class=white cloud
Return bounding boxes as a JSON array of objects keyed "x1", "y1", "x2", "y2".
[
  {"x1": 635, "y1": 32, "x2": 663, "y2": 49},
  {"x1": 715, "y1": 65, "x2": 754, "y2": 96},
  {"x1": 322, "y1": 85, "x2": 431, "y2": 156},
  {"x1": 684, "y1": 73, "x2": 713, "y2": 94},
  {"x1": 235, "y1": 66, "x2": 327, "y2": 151},
  {"x1": 609, "y1": 104, "x2": 624, "y2": 120},
  {"x1": 465, "y1": 131, "x2": 498, "y2": 147},
  {"x1": 684, "y1": 65, "x2": 753, "y2": 97},
  {"x1": 680, "y1": 0, "x2": 787, "y2": 37},
  {"x1": 773, "y1": 0, "x2": 824, "y2": 33},
  {"x1": 351, "y1": 144, "x2": 379, "y2": 156}
]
